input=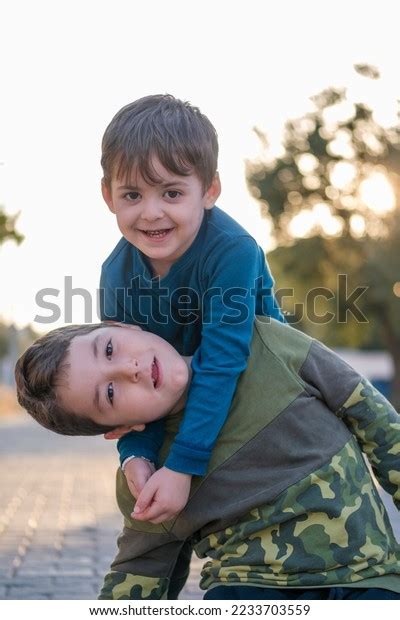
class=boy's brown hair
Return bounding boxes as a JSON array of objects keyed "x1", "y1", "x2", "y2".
[
  {"x1": 15, "y1": 324, "x2": 118, "y2": 436},
  {"x1": 101, "y1": 94, "x2": 219, "y2": 193}
]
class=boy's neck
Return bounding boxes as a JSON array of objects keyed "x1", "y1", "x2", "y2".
[
  {"x1": 148, "y1": 257, "x2": 171, "y2": 278},
  {"x1": 169, "y1": 356, "x2": 192, "y2": 414}
]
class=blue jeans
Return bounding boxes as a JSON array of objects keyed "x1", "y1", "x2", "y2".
[{"x1": 204, "y1": 586, "x2": 400, "y2": 600}]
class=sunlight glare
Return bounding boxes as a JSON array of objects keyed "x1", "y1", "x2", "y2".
[
  {"x1": 359, "y1": 172, "x2": 395, "y2": 213},
  {"x1": 329, "y1": 161, "x2": 356, "y2": 189},
  {"x1": 289, "y1": 203, "x2": 344, "y2": 238},
  {"x1": 350, "y1": 214, "x2": 366, "y2": 237},
  {"x1": 313, "y1": 203, "x2": 343, "y2": 236},
  {"x1": 327, "y1": 129, "x2": 355, "y2": 159},
  {"x1": 288, "y1": 210, "x2": 314, "y2": 237},
  {"x1": 296, "y1": 153, "x2": 319, "y2": 175},
  {"x1": 322, "y1": 101, "x2": 356, "y2": 127}
]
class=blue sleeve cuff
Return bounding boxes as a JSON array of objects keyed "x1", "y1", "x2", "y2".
[
  {"x1": 164, "y1": 442, "x2": 212, "y2": 476},
  {"x1": 117, "y1": 419, "x2": 165, "y2": 467}
]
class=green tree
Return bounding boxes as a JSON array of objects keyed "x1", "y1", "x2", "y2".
[
  {"x1": 246, "y1": 65, "x2": 400, "y2": 406},
  {"x1": 0, "y1": 323, "x2": 9, "y2": 359},
  {"x1": 0, "y1": 206, "x2": 23, "y2": 362},
  {"x1": 0, "y1": 206, "x2": 23, "y2": 246}
]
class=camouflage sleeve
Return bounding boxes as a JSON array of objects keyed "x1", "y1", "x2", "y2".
[
  {"x1": 337, "y1": 378, "x2": 400, "y2": 510},
  {"x1": 98, "y1": 526, "x2": 190, "y2": 600},
  {"x1": 299, "y1": 340, "x2": 400, "y2": 509}
]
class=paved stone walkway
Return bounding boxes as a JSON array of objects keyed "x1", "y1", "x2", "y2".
[{"x1": 0, "y1": 414, "x2": 202, "y2": 600}]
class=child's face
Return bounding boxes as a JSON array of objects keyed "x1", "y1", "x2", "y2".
[
  {"x1": 102, "y1": 157, "x2": 221, "y2": 277},
  {"x1": 57, "y1": 324, "x2": 189, "y2": 430}
]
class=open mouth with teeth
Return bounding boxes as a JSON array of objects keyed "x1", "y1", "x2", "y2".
[
  {"x1": 141, "y1": 228, "x2": 173, "y2": 240},
  {"x1": 151, "y1": 357, "x2": 160, "y2": 388}
]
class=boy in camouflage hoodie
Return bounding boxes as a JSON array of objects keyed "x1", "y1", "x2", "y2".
[{"x1": 15, "y1": 318, "x2": 400, "y2": 599}]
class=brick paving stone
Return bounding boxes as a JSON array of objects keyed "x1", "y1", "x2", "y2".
[
  {"x1": 18, "y1": 568, "x2": 95, "y2": 577},
  {"x1": 2, "y1": 578, "x2": 55, "y2": 589},
  {"x1": 8, "y1": 586, "x2": 53, "y2": 597},
  {"x1": 52, "y1": 594, "x2": 97, "y2": 600},
  {"x1": 52, "y1": 584, "x2": 98, "y2": 595},
  {"x1": 8, "y1": 593, "x2": 51, "y2": 600}
]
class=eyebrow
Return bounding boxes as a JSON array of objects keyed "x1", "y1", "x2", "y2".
[
  {"x1": 92, "y1": 333, "x2": 100, "y2": 358},
  {"x1": 91, "y1": 334, "x2": 103, "y2": 415},
  {"x1": 93, "y1": 385, "x2": 102, "y2": 415},
  {"x1": 117, "y1": 180, "x2": 190, "y2": 191}
]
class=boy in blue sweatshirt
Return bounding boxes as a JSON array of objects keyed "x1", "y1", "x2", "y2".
[{"x1": 99, "y1": 94, "x2": 285, "y2": 523}]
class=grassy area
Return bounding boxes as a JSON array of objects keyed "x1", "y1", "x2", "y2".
[{"x1": 0, "y1": 384, "x2": 21, "y2": 416}]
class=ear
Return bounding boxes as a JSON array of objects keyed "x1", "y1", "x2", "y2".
[
  {"x1": 204, "y1": 172, "x2": 221, "y2": 210},
  {"x1": 101, "y1": 178, "x2": 116, "y2": 214},
  {"x1": 104, "y1": 423, "x2": 145, "y2": 440}
]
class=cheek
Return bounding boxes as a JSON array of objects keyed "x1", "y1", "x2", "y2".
[
  {"x1": 116, "y1": 204, "x2": 138, "y2": 221},
  {"x1": 116, "y1": 214, "x2": 140, "y2": 235},
  {"x1": 174, "y1": 215, "x2": 193, "y2": 231},
  {"x1": 169, "y1": 369, "x2": 187, "y2": 393}
]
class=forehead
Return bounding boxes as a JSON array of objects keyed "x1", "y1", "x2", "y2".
[
  {"x1": 112, "y1": 154, "x2": 196, "y2": 188},
  {"x1": 56, "y1": 334, "x2": 99, "y2": 415},
  {"x1": 66, "y1": 326, "x2": 125, "y2": 369},
  {"x1": 70, "y1": 325, "x2": 135, "y2": 350},
  {"x1": 69, "y1": 324, "x2": 157, "y2": 357}
]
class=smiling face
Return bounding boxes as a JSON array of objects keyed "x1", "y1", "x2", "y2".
[
  {"x1": 102, "y1": 157, "x2": 221, "y2": 277},
  {"x1": 56, "y1": 324, "x2": 190, "y2": 430}
]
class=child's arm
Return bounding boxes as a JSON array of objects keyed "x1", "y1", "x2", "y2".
[
  {"x1": 336, "y1": 379, "x2": 400, "y2": 508},
  {"x1": 164, "y1": 237, "x2": 283, "y2": 474},
  {"x1": 300, "y1": 339, "x2": 400, "y2": 509}
]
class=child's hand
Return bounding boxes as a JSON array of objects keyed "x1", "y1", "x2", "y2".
[
  {"x1": 123, "y1": 458, "x2": 156, "y2": 499},
  {"x1": 132, "y1": 467, "x2": 192, "y2": 524}
]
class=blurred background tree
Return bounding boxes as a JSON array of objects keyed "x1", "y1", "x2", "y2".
[
  {"x1": 246, "y1": 64, "x2": 400, "y2": 406},
  {"x1": 0, "y1": 206, "x2": 23, "y2": 247},
  {"x1": 0, "y1": 205, "x2": 24, "y2": 377},
  {"x1": 0, "y1": 323, "x2": 9, "y2": 359}
]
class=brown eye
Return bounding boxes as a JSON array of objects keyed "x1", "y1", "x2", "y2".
[
  {"x1": 165, "y1": 190, "x2": 181, "y2": 199},
  {"x1": 107, "y1": 383, "x2": 114, "y2": 404},
  {"x1": 106, "y1": 339, "x2": 113, "y2": 359},
  {"x1": 125, "y1": 192, "x2": 140, "y2": 201}
]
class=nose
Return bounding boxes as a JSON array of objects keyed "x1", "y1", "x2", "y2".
[
  {"x1": 118, "y1": 359, "x2": 140, "y2": 382},
  {"x1": 141, "y1": 198, "x2": 164, "y2": 222}
]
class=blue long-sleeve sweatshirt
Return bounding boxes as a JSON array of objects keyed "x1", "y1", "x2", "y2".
[{"x1": 100, "y1": 206, "x2": 285, "y2": 475}]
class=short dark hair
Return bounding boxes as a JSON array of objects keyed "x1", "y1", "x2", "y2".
[
  {"x1": 15, "y1": 323, "x2": 119, "y2": 436},
  {"x1": 101, "y1": 94, "x2": 218, "y2": 193}
]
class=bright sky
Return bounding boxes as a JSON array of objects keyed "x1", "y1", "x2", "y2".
[{"x1": 0, "y1": 0, "x2": 399, "y2": 330}]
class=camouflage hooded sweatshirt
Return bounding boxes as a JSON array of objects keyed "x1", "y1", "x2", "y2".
[{"x1": 99, "y1": 318, "x2": 400, "y2": 599}]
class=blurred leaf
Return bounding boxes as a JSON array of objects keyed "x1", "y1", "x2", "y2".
[
  {"x1": 354, "y1": 63, "x2": 380, "y2": 79},
  {"x1": 0, "y1": 207, "x2": 24, "y2": 246}
]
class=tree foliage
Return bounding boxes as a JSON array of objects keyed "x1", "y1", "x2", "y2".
[
  {"x1": 0, "y1": 206, "x2": 24, "y2": 361},
  {"x1": 246, "y1": 66, "x2": 400, "y2": 404},
  {"x1": 0, "y1": 207, "x2": 23, "y2": 247},
  {"x1": 0, "y1": 323, "x2": 9, "y2": 359}
]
